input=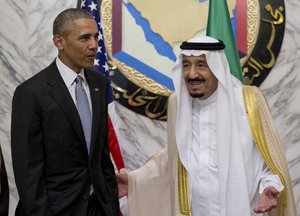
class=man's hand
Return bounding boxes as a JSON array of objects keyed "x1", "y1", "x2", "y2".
[
  {"x1": 116, "y1": 171, "x2": 128, "y2": 198},
  {"x1": 253, "y1": 186, "x2": 280, "y2": 213}
]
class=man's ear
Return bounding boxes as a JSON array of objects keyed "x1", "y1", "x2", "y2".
[{"x1": 53, "y1": 34, "x2": 64, "y2": 51}]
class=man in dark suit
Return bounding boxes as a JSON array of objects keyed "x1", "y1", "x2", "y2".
[{"x1": 11, "y1": 8, "x2": 119, "y2": 216}]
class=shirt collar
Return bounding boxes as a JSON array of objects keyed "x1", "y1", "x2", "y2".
[{"x1": 55, "y1": 57, "x2": 86, "y2": 87}]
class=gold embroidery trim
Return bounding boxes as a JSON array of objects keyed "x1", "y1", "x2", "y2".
[
  {"x1": 178, "y1": 161, "x2": 191, "y2": 216},
  {"x1": 242, "y1": 85, "x2": 286, "y2": 216}
]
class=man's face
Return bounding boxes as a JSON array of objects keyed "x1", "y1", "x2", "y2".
[
  {"x1": 182, "y1": 54, "x2": 218, "y2": 99},
  {"x1": 54, "y1": 18, "x2": 99, "y2": 73}
]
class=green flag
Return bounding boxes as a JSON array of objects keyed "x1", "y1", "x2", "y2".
[{"x1": 206, "y1": 0, "x2": 244, "y2": 83}]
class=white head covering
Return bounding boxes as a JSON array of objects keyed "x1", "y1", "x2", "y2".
[{"x1": 172, "y1": 36, "x2": 254, "y2": 215}]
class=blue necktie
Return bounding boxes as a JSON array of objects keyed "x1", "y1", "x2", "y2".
[{"x1": 75, "y1": 75, "x2": 92, "y2": 154}]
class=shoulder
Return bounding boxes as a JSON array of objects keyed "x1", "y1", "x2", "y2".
[
  {"x1": 168, "y1": 92, "x2": 177, "y2": 105},
  {"x1": 242, "y1": 84, "x2": 265, "y2": 101},
  {"x1": 167, "y1": 92, "x2": 177, "y2": 123},
  {"x1": 167, "y1": 92, "x2": 177, "y2": 114},
  {"x1": 14, "y1": 61, "x2": 56, "y2": 95},
  {"x1": 86, "y1": 69, "x2": 109, "y2": 83}
]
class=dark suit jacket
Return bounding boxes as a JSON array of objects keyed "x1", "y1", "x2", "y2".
[{"x1": 11, "y1": 61, "x2": 119, "y2": 216}]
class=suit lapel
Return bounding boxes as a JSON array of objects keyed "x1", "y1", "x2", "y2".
[
  {"x1": 85, "y1": 71, "x2": 104, "y2": 157},
  {"x1": 46, "y1": 62, "x2": 87, "y2": 150}
]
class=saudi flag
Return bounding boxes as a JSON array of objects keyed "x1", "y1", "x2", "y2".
[{"x1": 206, "y1": 0, "x2": 244, "y2": 83}]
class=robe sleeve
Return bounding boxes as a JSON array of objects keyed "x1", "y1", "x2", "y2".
[
  {"x1": 242, "y1": 85, "x2": 296, "y2": 216},
  {"x1": 128, "y1": 148, "x2": 172, "y2": 216}
]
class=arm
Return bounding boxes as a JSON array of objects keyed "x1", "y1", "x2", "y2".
[
  {"x1": 101, "y1": 81, "x2": 119, "y2": 216},
  {"x1": 243, "y1": 85, "x2": 297, "y2": 215},
  {"x1": 11, "y1": 85, "x2": 47, "y2": 215},
  {"x1": 258, "y1": 167, "x2": 284, "y2": 194},
  {"x1": 101, "y1": 129, "x2": 119, "y2": 215},
  {"x1": 254, "y1": 186, "x2": 280, "y2": 213},
  {"x1": 253, "y1": 165, "x2": 284, "y2": 213},
  {"x1": 116, "y1": 170, "x2": 128, "y2": 198}
]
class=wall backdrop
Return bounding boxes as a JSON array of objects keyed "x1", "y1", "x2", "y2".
[{"x1": 0, "y1": 0, "x2": 299, "y2": 215}]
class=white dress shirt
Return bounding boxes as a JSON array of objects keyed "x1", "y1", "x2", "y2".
[{"x1": 55, "y1": 57, "x2": 92, "y2": 113}]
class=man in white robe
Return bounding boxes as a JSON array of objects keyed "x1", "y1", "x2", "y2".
[{"x1": 117, "y1": 36, "x2": 296, "y2": 216}]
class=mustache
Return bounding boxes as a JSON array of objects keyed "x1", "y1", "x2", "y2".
[{"x1": 187, "y1": 78, "x2": 205, "y2": 82}]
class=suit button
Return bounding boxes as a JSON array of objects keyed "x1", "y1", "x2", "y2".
[{"x1": 82, "y1": 194, "x2": 89, "y2": 200}]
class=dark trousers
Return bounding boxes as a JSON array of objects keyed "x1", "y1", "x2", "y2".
[
  {"x1": 87, "y1": 193, "x2": 105, "y2": 216},
  {"x1": 15, "y1": 192, "x2": 106, "y2": 216}
]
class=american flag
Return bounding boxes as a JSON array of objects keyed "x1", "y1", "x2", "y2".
[{"x1": 81, "y1": 0, "x2": 125, "y2": 172}]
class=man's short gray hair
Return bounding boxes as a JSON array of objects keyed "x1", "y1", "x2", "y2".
[{"x1": 53, "y1": 8, "x2": 94, "y2": 36}]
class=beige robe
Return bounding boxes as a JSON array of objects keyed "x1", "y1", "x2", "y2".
[{"x1": 128, "y1": 85, "x2": 296, "y2": 216}]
